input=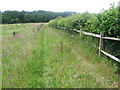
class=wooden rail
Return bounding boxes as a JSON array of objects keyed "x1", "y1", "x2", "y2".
[
  {"x1": 82, "y1": 31, "x2": 100, "y2": 38},
  {"x1": 102, "y1": 37, "x2": 120, "y2": 41},
  {"x1": 101, "y1": 50, "x2": 120, "y2": 63},
  {"x1": 57, "y1": 26, "x2": 120, "y2": 63}
]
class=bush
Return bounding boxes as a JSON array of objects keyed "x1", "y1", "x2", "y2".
[{"x1": 49, "y1": 4, "x2": 120, "y2": 58}]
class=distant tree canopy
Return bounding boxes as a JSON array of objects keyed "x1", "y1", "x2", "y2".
[
  {"x1": 0, "y1": 11, "x2": 2, "y2": 24},
  {"x1": 1, "y1": 10, "x2": 76, "y2": 24}
]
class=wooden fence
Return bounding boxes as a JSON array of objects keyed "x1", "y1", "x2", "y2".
[{"x1": 56, "y1": 26, "x2": 120, "y2": 63}]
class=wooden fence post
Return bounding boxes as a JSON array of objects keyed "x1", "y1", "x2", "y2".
[
  {"x1": 80, "y1": 29, "x2": 82, "y2": 37},
  {"x1": 99, "y1": 32, "x2": 104, "y2": 56},
  {"x1": 71, "y1": 29, "x2": 73, "y2": 37},
  {"x1": 72, "y1": 30, "x2": 74, "y2": 37}
]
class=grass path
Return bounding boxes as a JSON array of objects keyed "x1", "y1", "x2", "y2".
[
  {"x1": 42, "y1": 26, "x2": 118, "y2": 88},
  {"x1": 2, "y1": 24, "x2": 118, "y2": 88}
]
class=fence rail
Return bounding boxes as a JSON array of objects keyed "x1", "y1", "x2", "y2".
[
  {"x1": 102, "y1": 37, "x2": 120, "y2": 41},
  {"x1": 101, "y1": 50, "x2": 120, "y2": 63},
  {"x1": 82, "y1": 31, "x2": 101, "y2": 38},
  {"x1": 57, "y1": 26, "x2": 120, "y2": 63}
]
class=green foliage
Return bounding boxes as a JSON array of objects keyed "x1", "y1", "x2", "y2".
[
  {"x1": 2, "y1": 10, "x2": 75, "y2": 24},
  {"x1": 49, "y1": 12, "x2": 95, "y2": 29},
  {"x1": 86, "y1": 4, "x2": 119, "y2": 38},
  {"x1": 0, "y1": 11, "x2": 2, "y2": 24},
  {"x1": 49, "y1": 16, "x2": 63, "y2": 26},
  {"x1": 49, "y1": 4, "x2": 119, "y2": 38},
  {"x1": 49, "y1": 4, "x2": 120, "y2": 58}
]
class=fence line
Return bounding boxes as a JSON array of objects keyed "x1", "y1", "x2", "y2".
[{"x1": 56, "y1": 26, "x2": 120, "y2": 63}]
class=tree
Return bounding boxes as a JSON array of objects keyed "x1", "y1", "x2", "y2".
[{"x1": 2, "y1": 10, "x2": 75, "y2": 24}]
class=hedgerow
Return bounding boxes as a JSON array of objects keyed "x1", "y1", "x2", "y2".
[{"x1": 49, "y1": 4, "x2": 120, "y2": 58}]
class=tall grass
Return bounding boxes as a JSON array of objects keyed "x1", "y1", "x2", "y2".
[
  {"x1": 43, "y1": 26, "x2": 118, "y2": 88},
  {"x1": 2, "y1": 24, "x2": 118, "y2": 88}
]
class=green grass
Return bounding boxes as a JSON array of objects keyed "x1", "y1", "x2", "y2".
[
  {"x1": 0, "y1": 53, "x2": 1, "y2": 89},
  {"x1": 2, "y1": 23, "x2": 118, "y2": 88}
]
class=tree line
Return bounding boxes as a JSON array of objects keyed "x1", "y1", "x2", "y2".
[{"x1": 1, "y1": 10, "x2": 76, "y2": 24}]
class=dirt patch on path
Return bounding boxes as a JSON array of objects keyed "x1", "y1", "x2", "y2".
[{"x1": 29, "y1": 23, "x2": 48, "y2": 26}]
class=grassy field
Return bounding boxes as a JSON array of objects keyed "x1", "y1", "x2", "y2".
[{"x1": 2, "y1": 23, "x2": 118, "y2": 88}]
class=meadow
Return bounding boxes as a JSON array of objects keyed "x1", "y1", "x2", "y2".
[{"x1": 2, "y1": 23, "x2": 118, "y2": 88}]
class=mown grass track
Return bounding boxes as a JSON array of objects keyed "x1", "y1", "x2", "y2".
[{"x1": 2, "y1": 24, "x2": 118, "y2": 88}]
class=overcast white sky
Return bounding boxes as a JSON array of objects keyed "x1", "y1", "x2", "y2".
[{"x1": 0, "y1": 0, "x2": 119, "y2": 13}]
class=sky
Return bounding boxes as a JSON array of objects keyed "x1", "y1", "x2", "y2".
[{"x1": 0, "y1": 0, "x2": 119, "y2": 13}]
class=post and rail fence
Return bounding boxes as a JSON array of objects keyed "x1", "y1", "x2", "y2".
[{"x1": 56, "y1": 26, "x2": 120, "y2": 63}]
